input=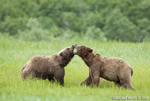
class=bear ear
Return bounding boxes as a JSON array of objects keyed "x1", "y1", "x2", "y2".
[
  {"x1": 88, "y1": 48, "x2": 93, "y2": 53},
  {"x1": 60, "y1": 52, "x2": 63, "y2": 56}
]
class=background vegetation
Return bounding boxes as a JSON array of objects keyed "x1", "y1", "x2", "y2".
[
  {"x1": 0, "y1": 0, "x2": 150, "y2": 42},
  {"x1": 0, "y1": 36, "x2": 150, "y2": 101}
]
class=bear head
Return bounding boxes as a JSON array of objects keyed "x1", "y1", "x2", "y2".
[
  {"x1": 58, "y1": 45, "x2": 75, "y2": 60},
  {"x1": 73, "y1": 44, "x2": 93, "y2": 59}
]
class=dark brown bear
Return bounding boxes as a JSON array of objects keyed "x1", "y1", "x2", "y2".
[
  {"x1": 74, "y1": 44, "x2": 135, "y2": 90},
  {"x1": 21, "y1": 45, "x2": 75, "y2": 86}
]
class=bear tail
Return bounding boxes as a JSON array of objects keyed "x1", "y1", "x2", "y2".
[
  {"x1": 21, "y1": 66, "x2": 25, "y2": 72},
  {"x1": 21, "y1": 64, "x2": 27, "y2": 72},
  {"x1": 130, "y1": 67, "x2": 133, "y2": 76}
]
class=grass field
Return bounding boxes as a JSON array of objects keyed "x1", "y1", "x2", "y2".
[{"x1": 0, "y1": 36, "x2": 150, "y2": 101}]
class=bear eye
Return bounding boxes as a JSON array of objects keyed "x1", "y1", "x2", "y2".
[
  {"x1": 85, "y1": 53, "x2": 88, "y2": 57},
  {"x1": 67, "y1": 48, "x2": 69, "y2": 50}
]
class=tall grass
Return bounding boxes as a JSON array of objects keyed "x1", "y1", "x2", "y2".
[{"x1": 0, "y1": 37, "x2": 150, "y2": 101}]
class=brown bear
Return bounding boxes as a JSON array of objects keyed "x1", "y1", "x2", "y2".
[
  {"x1": 73, "y1": 44, "x2": 135, "y2": 90},
  {"x1": 21, "y1": 45, "x2": 75, "y2": 86}
]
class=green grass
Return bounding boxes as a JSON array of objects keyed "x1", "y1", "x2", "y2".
[{"x1": 0, "y1": 37, "x2": 150, "y2": 101}]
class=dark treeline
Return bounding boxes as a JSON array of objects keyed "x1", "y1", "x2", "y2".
[{"x1": 0, "y1": 0, "x2": 150, "y2": 42}]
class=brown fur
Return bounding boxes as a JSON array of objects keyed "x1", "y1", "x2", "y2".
[
  {"x1": 21, "y1": 46, "x2": 75, "y2": 86},
  {"x1": 74, "y1": 45, "x2": 135, "y2": 90}
]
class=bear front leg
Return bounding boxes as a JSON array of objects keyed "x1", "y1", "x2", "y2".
[
  {"x1": 55, "y1": 75, "x2": 64, "y2": 86},
  {"x1": 80, "y1": 76, "x2": 92, "y2": 86},
  {"x1": 54, "y1": 68, "x2": 65, "y2": 86},
  {"x1": 58, "y1": 78, "x2": 64, "y2": 86},
  {"x1": 91, "y1": 71, "x2": 100, "y2": 87},
  {"x1": 80, "y1": 75, "x2": 92, "y2": 86}
]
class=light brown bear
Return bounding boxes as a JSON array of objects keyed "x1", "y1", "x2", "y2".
[
  {"x1": 73, "y1": 44, "x2": 135, "y2": 90},
  {"x1": 21, "y1": 45, "x2": 75, "y2": 86}
]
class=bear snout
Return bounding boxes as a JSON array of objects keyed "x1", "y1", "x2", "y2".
[
  {"x1": 73, "y1": 47, "x2": 78, "y2": 55},
  {"x1": 71, "y1": 45, "x2": 75, "y2": 49}
]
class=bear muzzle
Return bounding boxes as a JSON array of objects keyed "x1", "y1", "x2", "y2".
[{"x1": 73, "y1": 44, "x2": 78, "y2": 54}]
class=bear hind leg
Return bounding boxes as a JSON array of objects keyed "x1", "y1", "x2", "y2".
[
  {"x1": 120, "y1": 79, "x2": 135, "y2": 91},
  {"x1": 114, "y1": 81, "x2": 120, "y2": 88},
  {"x1": 21, "y1": 70, "x2": 30, "y2": 80}
]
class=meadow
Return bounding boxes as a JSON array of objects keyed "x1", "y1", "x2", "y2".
[{"x1": 0, "y1": 36, "x2": 150, "y2": 101}]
